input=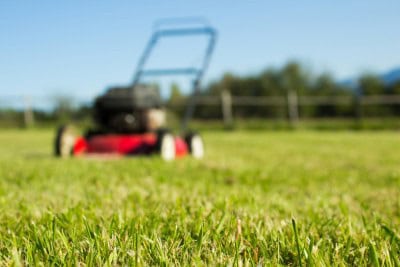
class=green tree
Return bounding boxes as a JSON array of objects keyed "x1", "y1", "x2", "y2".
[
  {"x1": 358, "y1": 74, "x2": 387, "y2": 116},
  {"x1": 358, "y1": 74, "x2": 384, "y2": 95},
  {"x1": 168, "y1": 83, "x2": 186, "y2": 118}
]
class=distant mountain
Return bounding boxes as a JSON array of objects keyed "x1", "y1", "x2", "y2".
[
  {"x1": 340, "y1": 67, "x2": 400, "y2": 89},
  {"x1": 381, "y1": 68, "x2": 400, "y2": 85}
]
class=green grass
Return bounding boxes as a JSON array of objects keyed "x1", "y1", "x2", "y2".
[{"x1": 0, "y1": 129, "x2": 399, "y2": 266}]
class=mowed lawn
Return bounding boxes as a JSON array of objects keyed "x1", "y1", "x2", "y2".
[{"x1": 0, "y1": 129, "x2": 399, "y2": 266}]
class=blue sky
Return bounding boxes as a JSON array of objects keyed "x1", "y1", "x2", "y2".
[{"x1": 1, "y1": 1, "x2": 399, "y2": 102}]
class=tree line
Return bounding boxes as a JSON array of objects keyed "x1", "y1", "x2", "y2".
[{"x1": 169, "y1": 61, "x2": 400, "y2": 119}]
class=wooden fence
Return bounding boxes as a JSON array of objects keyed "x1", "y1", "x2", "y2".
[
  {"x1": 2, "y1": 93, "x2": 400, "y2": 127},
  {"x1": 167, "y1": 91, "x2": 400, "y2": 127}
]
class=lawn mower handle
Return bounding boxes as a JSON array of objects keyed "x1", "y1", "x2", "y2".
[{"x1": 131, "y1": 20, "x2": 217, "y2": 131}]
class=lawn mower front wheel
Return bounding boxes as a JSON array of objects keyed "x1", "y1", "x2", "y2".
[
  {"x1": 157, "y1": 130, "x2": 176, "y2": 161},
  {"x1": 54, "y1": 125, "x2": 76, "y2": 158}
]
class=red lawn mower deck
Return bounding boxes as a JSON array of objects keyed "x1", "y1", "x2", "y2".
[{"x1": 55, "y1": 125, "x2": 204, "y2": 161}]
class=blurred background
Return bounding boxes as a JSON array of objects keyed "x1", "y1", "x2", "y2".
[{"x1": 1, "y1": 1, "x2": 400, "y2": 130}]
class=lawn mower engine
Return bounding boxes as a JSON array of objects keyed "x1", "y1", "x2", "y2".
[{"x1": 94, "y1": 85, "x2": 165, "y2": 133}]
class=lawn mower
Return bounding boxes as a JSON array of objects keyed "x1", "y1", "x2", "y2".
[{"x1": 54, "y1": 20, "x2": 217, "y2": 160}]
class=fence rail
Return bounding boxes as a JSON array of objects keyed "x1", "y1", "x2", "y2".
[
  {"x1": 167, "y1": 95, "x2": 400, "y2": 106},
  {"x1": 3, "y1": 94, "x2": 400, "y2": 108}
]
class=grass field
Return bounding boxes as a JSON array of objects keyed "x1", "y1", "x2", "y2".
[{"x1": 0, "y1": 129, "x2": 399, "y2": 266}]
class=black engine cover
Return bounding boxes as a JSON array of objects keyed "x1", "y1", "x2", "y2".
[{"x1": 94, "y1": 85, "x2": 162, "y2": 133}]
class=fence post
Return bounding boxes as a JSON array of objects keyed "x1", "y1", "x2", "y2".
[
  {"x1": 353, "y1": 89, "x2": 363, "y2": 125},
  {"x1": 221, "y1": 89, "x2": 233, "y2": 128},
  {"x1": 287, "y1": 89, "x2": 299, "y2": 126},
  {"x1": 24, "y1": 96, "x2": 34, "y2": 128}
]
